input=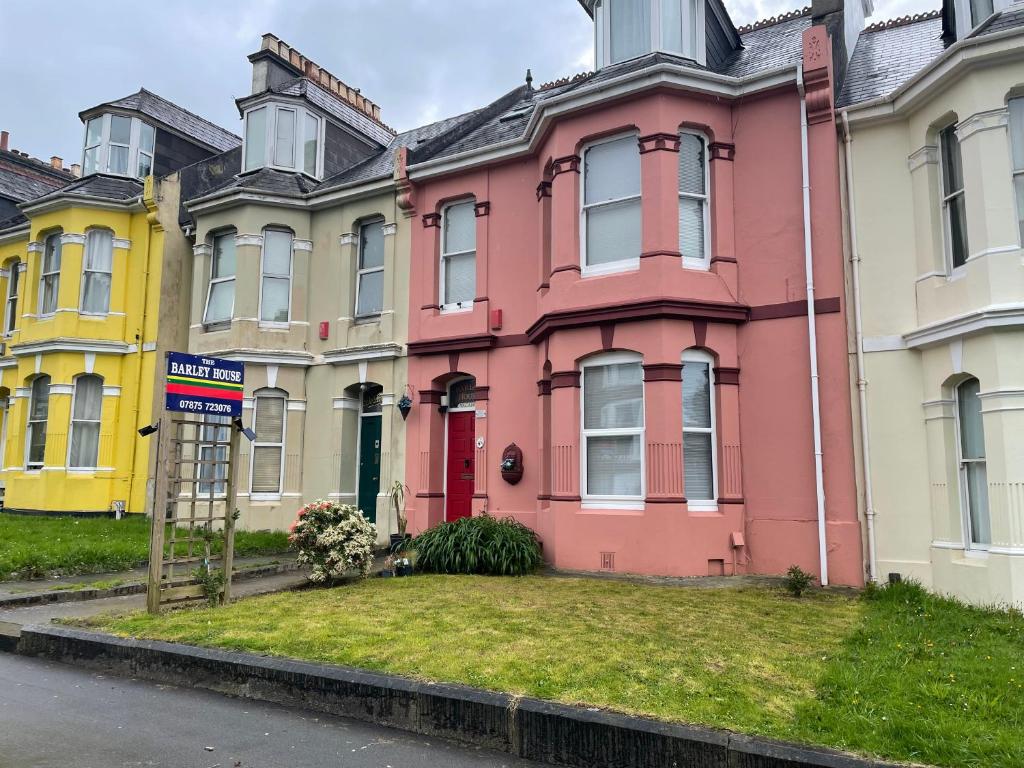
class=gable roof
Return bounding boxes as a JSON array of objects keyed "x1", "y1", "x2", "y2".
[{"x1": 81, "y1": 88, "x2": 241, "y2": 152}]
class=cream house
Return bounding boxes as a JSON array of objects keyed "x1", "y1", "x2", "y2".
[
  {"x1": 839, "y1": 1, "x2": 1024, "y2": 605},
  {"x1": 179, "y1": 35, "x2": 434, "y2": 536}
]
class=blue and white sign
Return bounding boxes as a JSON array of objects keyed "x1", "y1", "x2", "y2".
[{"x1": 165, "y1": 352, "x2": 244, "y2": 417}]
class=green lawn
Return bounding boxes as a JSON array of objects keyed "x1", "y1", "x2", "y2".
[
  {"x1": 84, "y1": 576, "x2": 1024, "y2": 767},
  {"x1": 0, "y1": 514, "x2": 289, "y2": 580}
]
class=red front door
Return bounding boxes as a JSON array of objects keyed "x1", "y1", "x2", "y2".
[{"x1": 445, "y1": 411, "x2": 475, "y2": 521}]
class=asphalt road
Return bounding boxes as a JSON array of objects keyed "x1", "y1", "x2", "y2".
[{"x1": 0, "y1": 653, "x2": 543, "y2": 768}]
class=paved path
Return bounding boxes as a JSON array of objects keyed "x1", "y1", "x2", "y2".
[
  {"x1": 0, "y1": 653, "x2": 540, "y2": 768},
  {"x1": 0, "y1": 570, "x2": 307, "y2": 627}
]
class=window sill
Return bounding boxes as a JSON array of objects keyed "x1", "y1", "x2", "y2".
[
  {"x1": 440, "y1": 302, "x2": 474, "y2": 314},
  {"x1": 682, "y1": 259, "x2": 711, "y2": 272},
  {"x1": 79, "y1": 312, "x2": 109, "y2": 319},
  {"x1": 250, "y1": 493, "x2": 282, "y2": 503},
  {"x1": 687, "y1": 502, "x2": 720, "y2": 513},
  {"x1": 354, "y1": 314, "x2": 382, "y2": 325},
  {"x1": 203, "y1": 321, "x2": 231, "y2": 333},
  {"x1": 581, "y1": 259, "x2": 639, "y2": 278},
  {"x1": 581, "y1": 499, "x2": 645, "y2": 511},
  {"x1": 258, "y1": 321, "x2": 290, "y2": 331}
]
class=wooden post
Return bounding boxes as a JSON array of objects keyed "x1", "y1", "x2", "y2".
[
  {"x1": 221, "y1": 422, "x2": 241, "y2": 604},
  {"x1": 146, "y1": 420, "x2": 171, "y2": 614}
]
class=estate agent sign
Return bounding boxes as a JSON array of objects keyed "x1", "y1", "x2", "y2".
[{"x1": 165, "y1": 351, "x2": 244, "y2": 417}]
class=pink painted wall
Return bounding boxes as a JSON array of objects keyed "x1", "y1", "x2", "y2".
[{"x1": 402, "y1": 27, "x2": 864, "y2": 586}]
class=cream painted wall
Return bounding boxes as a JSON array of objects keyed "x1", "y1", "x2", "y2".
[{"x1": 846, "y1": 50, "x2": 1024, "y2": 607}]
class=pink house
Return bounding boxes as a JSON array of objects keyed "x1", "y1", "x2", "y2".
[{"x1": 400, "y1": 0, "x2": 867, "y2": 586}]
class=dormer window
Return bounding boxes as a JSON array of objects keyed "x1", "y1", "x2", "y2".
[
  {"x1": 81, "y1": 114, "x2": 156, "y2": 179},
  {"x1": 243, "y1": 104, "x2": 322, "y2": 178},
  {"x1": 595, "y1": 0, "x2": 703, "y2": 68}
]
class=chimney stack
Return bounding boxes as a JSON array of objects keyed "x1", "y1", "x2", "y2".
[
  {"x1": 811, "y1": 0, "x2": 873, "y2": 92},
  {"x1": 70, "y1": 163, "x2": 82, "y2": 178},
  {"x1": 0, "y1": 131, "x2": 8, "y2": 152},
  {"x1": 50, "y1": 156, "x2": 63, "y2": 170}
]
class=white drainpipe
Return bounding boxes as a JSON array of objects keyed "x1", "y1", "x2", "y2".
[
  {"x1": 841, "y1": 111, "x2": 878, "y2": 584},
  {"x1": 797, "y1": 65, "x2": 830, "y2": 586}
]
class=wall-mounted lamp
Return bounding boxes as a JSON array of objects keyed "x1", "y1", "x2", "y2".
[
  {"x1": 138, "y1": 422, "x2": 160, "y2": 437},
  {"x1": 233, "y1": 417, "x2": 257, "y2": 442}
]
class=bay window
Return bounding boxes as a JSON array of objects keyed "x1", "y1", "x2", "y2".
[
  {"x1": 243, "y1": 104, "x2": 321, "y2": 178},
  {"x1": 582, "y1": 353, "x2": 645, "y2": 505},
  {"x1": 956, "y1": 378, "x2": 990, "y2": 548},
  {"x1": 598, "y1": 0, "x2": 702, "y2": 67},
  {"x1": 682, "y1": 351, "x2": 716, "y2": 507},
  {"x1": 68, "y1": 375, "x2": 103, "y2": 469},
  {"x1": 259, "y1": 229, "x2": 292, "y2": 324},
  {"x1": 203, "y1": 231, "x2": 236, "y2": 325},
  {"x1": 39, "y1": 232, "x2": 61, "y2": 317},
  {"x1": 26, "y1": 375, "x2": 50, "y2": 469},
  {"x1": 939, "y1": 124, "x2": 969, "y2": 269},
  {"x1": 4, "y1": 260, "x2": 19, "y2": 334},
  {"x1": 1010, "y1": 97, "x2": 1023, "y2": 245},
  {"x1": 356, "y1": 219, "x2": 385, "y2": 317},
  {"x1": 440, "y1": 200, "x2": 476, "y2": 310},
  {"x1": 251, "y1": 389, "x2": 286, "y2": 497},
  {"x1": 81, "y1": 229, "x2": 113, "y2": 314},
  {"x1": 582, "y1": 134, "x2": 641, "y2": 274},
  {"x1": 679, "y1": 132, "x2": 709, "y2": 268},
  {"x1": 80, "y1": 113, "x2": 157, "y2": 179}
]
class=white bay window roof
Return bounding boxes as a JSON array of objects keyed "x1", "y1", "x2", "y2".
[
  {"x1": 593, "y1": 0, "x2": 705, "y2": 68},
  {"x1": 243, "y1": 102, "x2": 323, "y2": 178},
  {"x1": 81, "y1": 113, "x2": 156, "y2": 179}
]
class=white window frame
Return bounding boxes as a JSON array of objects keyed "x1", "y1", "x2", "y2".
[
  {"x1": 679, "y1": 130, "x2": 711, "y2": 270},
  {"x1": 355, "y1": 218, "x2": 386, "y2": 318},
  {"x1": 80, "y1": 113, "x2": 155, "y2": 180},
  {"x1": 681, "y1": 349, "x2": 717, "y2": 509},
  {"x1": 241, "y1": 103, "x2": 323, "y2": 179},
  {"x1": 4, "y1": 259, "x2": 20, "y2": 335},
  {"x1": 80, "y1": 229, "x2": 114, "y2": 316},
  {"x1": 1009, "y1": 96, "x2": 1024, "y2": 247},
  {"x1": 25, "y1": 374, "x2": 50, "y2": 470},
  {"x1": 580, "y1": 351, "x2": 646, "y2": 509},
  {"x1": 67, "y1": 374, "x2": 103, "y2": 470},
  {"x1": 580, "y1": 133, "x2": 642, "y2": 277},
  {"x1": 596, "y1": 0, "x2": 705, "y2": 68},
  {"x1": 954, "y1": 378, "x2": 990, "y2": 551},
  {"x1": 137, "y1": 121, "x2": 155, "y2": 178},
  {"x1": 203, "y1": 230, "x2": 236, "y2": 326},
  {"x1": 439, "y1": 199, "x2": 476, "y2": 313},
  {"x1": 38, "y1": 232, "x2": 62, "y2": 318},
  {"x1": 257, "y1": 228, "x2": 293, "y2": 328},
  {"x1": 939, "y1": 123, "x2": 969, "y2": 273},
  {"x1": 249, "y1": 388, "x2": 287, "y2": 500}
]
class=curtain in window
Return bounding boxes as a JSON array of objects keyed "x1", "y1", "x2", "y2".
[
  {"x1": 260, "y1": 230, "x2": 292, "y2": 323},
  {"x1": 108, "y1": 116, "x2": 131, "y2": 175},
  {"x1": 252, "y1": 393, "x2": 285, "y2": 494},
  {"x1": 610, "y1": 0, "x2": 651, "y2": 63},
  {"x1": 245, "y1": 108, "x2": 267, "y2": 172},
  {"x1": 957, "y1": 378, "x2": 990, "y2": 546},
  {"x1": 40, "y1": 235, "x2": 61, "y2": 315},
  {"x1": 584, "y1": 361, "x2": 643, "y2": 496},
  {"x1": 82, "y1": 229, "x2": 113, "y2": 314},
  {"x1": 584, "y1": 136, "x2": 641, "y2": 267},
  {"x1": 83, "y1": 118, "x2": 103, "y2": 176},
  {"x1": 204, "y1": 233, "x2": 236, "y2": 324},
  {"x1": 682, "y1": 360, "x2": 713, "y2": 500},
  {"x1": 69, "y1": 375, "x2": 102, "y2": 468},
  {"x1": 27, "y1": 375, "x2": 50, "y2": 467},
  {"x1": 442, "y1": 202, "x2": 476, "y2": 305},
  {"x1": 679, "y1": 134, "x2": 707, "y2": 262},
  {"x1": 274, "y1": 108, "x2": 296, "y2": 167},
  {"x1": 303, "y1": 113, "x2": 319, "y2": 176},
  {"x1": 356, "y1": 220, "x2": 385, "y2": 316},
  {"x1": 1010, "y1": 99, "x2": 1024, "y2": 245}
]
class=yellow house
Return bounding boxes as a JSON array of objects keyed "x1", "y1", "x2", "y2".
[{"x1": 0, "y1": 91, "x2": 240, "y2": 514}]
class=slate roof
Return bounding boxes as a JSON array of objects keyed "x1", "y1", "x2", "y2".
[
  {"x1": 0, "y1": 212, "x2": 28, "y2": 232},
  {"x1": 724, "y1": 12, "x2": 813, "y2": 77},
  {"x1": 84, "y1": 89, "x2": 241, "y2": 152},
  {"x1": 25, "y1": 174, "x2": 144, "y2": 206},
  {"x1": 0, "y1": 153, "x2": 73, "y2": 203},
  {"x1": 972, "y1": 1, "x2": 1024, "y2": 35}
]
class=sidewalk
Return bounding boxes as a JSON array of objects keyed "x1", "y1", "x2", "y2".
[{"x1": 0, "y1": 554, "x2": 298, "y2": 606}]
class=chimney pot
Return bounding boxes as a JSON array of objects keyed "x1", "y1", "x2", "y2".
[
  {"x1": 0, "y1": 131, "x2": 8, "y2": 152},
  {"x1": 50, "y1": 156, "x2": 63, "y2": 169}
]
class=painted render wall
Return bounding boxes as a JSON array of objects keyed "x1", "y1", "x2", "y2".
[
  {"x1": 846, "y1": 53, "x2": 1024, "y2": 606},
  {"x1": 404, "y1": 28, "x2": 864, "y2": 584},
  {"x1": 187, "y1": 186, "x2": 409, "y2": 536}
]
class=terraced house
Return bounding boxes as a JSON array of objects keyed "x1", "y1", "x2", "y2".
[
  {"x1": 179, "y1": 36, "x2": 429, "y2": 536},
  {"x1": 840, "y1": 0, "x2": 1024, "y2": 605},
  {"x1": 0, "y1": 91, "x2": 240, "y2": 515}
]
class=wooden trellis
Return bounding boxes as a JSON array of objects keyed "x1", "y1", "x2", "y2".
[{"x1": 147, "y1": 415, "x2": 241, "y2": 613}]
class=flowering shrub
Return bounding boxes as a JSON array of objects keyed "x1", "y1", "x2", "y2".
[{"x1": 288, "y1": 500, "x2": 377, "y2": 583}]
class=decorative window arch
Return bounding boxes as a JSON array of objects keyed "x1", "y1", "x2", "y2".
[
  {"x1": 25, "y1": 374, "x2": 50, "y2": 469},
  {"x1": 681, "y1": 348, "x2": 716, "y2": 507},
  {"x1": 81, "y1": 228, "x2": 114, "y2": 315},
  {"x1": 580, "y1": 351, "x2": 645, "y2": 507},
  {"x1": 68, "y1": 374, "x2": 103, "y2": 469},
  {"x1": 259, "y1": 227, "x2": 293, "y2": 325},
  {"x1": 954, "y1": 377, "x2": 990, "y2": 548},
  {"x1": 250, "y1": 387, "x2": 287, "y2": 497}
]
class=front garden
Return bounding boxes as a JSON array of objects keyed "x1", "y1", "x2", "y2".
[{"x1": 0, "y1": 514, "x2": 289, "y2": 580}]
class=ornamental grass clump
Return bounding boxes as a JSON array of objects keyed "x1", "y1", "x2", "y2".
[
  {"x1": 289, "y1": 500, "x2": 377, "y2": 583},
  {"x1": 411, "y1": 514, "x2": 542, "y2": 576}
]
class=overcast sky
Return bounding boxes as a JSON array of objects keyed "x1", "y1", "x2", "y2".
[{"x1": 2, "y1": 0, "x2": 937, "y2": 164}]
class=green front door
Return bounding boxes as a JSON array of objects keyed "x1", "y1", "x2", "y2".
[{"x1": 357, "y1": 415, "x2": 382, "y2": 522}]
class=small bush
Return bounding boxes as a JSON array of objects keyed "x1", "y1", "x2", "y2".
[
  {"x1": 289, "y1": 500, "x2": 377, "y2": 583},
  {"x1": 411, "y1": 514, "x2": 542, "y2": 576},
  {"x1": 783, "y1": 564, "x2": 815, "y2": 597}
]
